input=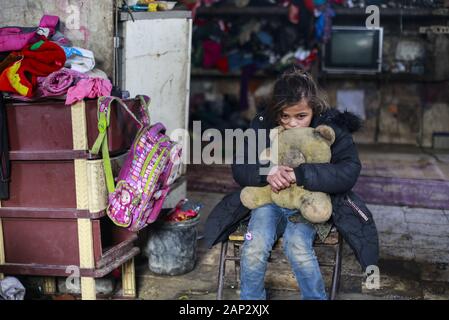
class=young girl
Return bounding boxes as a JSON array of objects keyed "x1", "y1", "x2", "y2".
[
  {"x1": 204, "y1": 66, "x2": 379, "y2": 300},
  {"x1": 241, "y1": 68, "x2": 334, "y2": 300}
]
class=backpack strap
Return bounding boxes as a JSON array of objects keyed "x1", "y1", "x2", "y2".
[
  {"x1": 91, "y1": 96, "x2": 115, "y2": 193},
  {"x1": 137, "y1": 95, "x2": 151, "y2": 127},
  {"x1": 90, "y1": 95, "x2": 151, "y2": 194},
  {"x1": 146, "y1": 187, "x2": 170, "y2": 224},
  {"x1": 149, "y1": 122, "x2": 166, "y2": 137}
]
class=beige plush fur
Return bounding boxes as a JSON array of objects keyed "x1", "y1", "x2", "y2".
[{"x1": 240, "y1": 125, "x2": 336, "y2": 223}]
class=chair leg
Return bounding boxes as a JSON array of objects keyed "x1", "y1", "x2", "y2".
[
  {"x1": 330, "y1": 235, "x2": 344, "y2": 300},
  {"x1": 217, "y1": 241, "x2": 228, "y2": 300},
  {"x1": 233, "y1": 243, "x2": 241, "y2": 288}
]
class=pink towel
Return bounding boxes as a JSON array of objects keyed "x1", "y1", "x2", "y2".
[
  {"x1": 38, "y1": 68, "x2": 87, "y2": 96},
  {"x1": 8, "y1": 68, "x2": 87, "y2": 101},
  {"x1": 65, "y1": 77, "x2": 112, "y2": 105}
]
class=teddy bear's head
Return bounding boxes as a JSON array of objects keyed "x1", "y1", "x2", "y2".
[{"x1": 260, "y1": 125, "x2": 336, "y2": 167}]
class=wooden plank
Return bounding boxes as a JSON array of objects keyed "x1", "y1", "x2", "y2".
[
  {"x1": 71, "y1": 101, "x2": 88, "y2": 151},
  {"x1": 75, "y1": 159, "x2": 89, "y2": 210},
  {"x1": 9, "y1": 150, "x2": 88, "y2": 160},
  {"x1": 0, "y1": 247, "x2": 139, "y2": 277},
  {"x1": 122, "y1": 258, "x2": 136, "y2": 298},
  {"x1": 196, "y1": 6, "x2": 449, "y2": 17},
  {"x1": 80, "y1": 277, "x2": 96, "y2": 300},
  {"x1": 197, "y1": 6, "x2": 288, "y2": 16},
  {"x1": 89, "y1": 248, "x2": 139, "y2": 278},
  {"x1": 96, "y1": 237, "x2": 137, "y2": 269},
  {"x1": 187, "y1": 164, "x2": 449, "y2": 209},
  {"x1": 0, "y1": 207, "x2": 105, "y2": 219},
  {"x1": 86, "y1": 158, "x2": 108, "y2": 214},
  {"x1": 354, "y1": 176, "x2": 449, "y2": 210},
  {"x1": 0, "y1": 263, "x2": 71, "y2": 277},
  {"x1": 77, "y1": 218, "x2": 96, "y2": 300}
]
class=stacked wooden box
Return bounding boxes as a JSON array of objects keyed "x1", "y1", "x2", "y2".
[{"x1": 0, "y1": 98, "x2": 142, "y2": 299}]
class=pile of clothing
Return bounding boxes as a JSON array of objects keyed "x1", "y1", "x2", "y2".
[
  {"x1": 191, "y1": 0, "x2": 339, "y2": 76},
  {"x1": 0, "y1": 277, "x2": 25, "y2": 300},
  {"x1": 0, "y1": 15, "x2": 112, "y2": 105}
]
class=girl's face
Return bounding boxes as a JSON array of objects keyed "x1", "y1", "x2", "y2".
[{"x1": 279, "y1": 100, "x2": 314, "y2": 129}]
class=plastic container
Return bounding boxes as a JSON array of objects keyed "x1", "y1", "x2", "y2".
[{"x1": 145, "y1": 214, "x2": 200, "y2": 275}]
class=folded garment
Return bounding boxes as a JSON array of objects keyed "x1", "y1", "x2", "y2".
[
  {"x1": 38, "y1": 68, "x2": 87, "y2": 96},
  {"x1": 66, "y1": 77, "x2": 112, "y2": 105},
  {"x1": 62, "y1": 46, "x2": 95, "y2": 73},
  {"x1": 86, "y1": 68, "x2": 108, "y2": 79},
  {"x1": 7, "y1": 68, "x2": 109, "y2": 102},
  {"x1": 0, "y1": 277, "x2": 25, "y2": 300}
]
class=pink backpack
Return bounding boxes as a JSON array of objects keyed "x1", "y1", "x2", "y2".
[
  {"x1": 91, "y1": 96, "x2": 182, "y2": 232},
  {"x1": 0, "y1": 15, "x2": 59, "y2": 52}
]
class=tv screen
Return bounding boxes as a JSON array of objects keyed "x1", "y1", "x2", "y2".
[{"x1": 322, "y1": 26, "x2": 383, "y2": 74}]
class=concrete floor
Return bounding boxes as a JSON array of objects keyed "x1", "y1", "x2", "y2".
[
  {"x1": 19, "y1": 190, "x2": 449, "y2": 300},
  {"x1": 134, "y1": 191, "x2": 449, "y2": 300}
]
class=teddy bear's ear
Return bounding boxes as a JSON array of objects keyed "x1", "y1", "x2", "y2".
[
  {"x1": 315, "y1": 125, "x2": 336, "y2": 145},
  {"x1": 269, "y1": 126, "x2": 285, "y2": 142},
  {"x1": 259, "y1": 148, "x2": 271, "y2": 161}
]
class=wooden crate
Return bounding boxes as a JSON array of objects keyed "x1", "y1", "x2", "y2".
[
  {"x1": 0, "y1": 215, "x2": 139, "y2": 277},
  {"x1": 5, "y1": 98, "x2": 140, "y2": 159},
  {"x1": 0, "y1": 98, "x2": 142, "y2": 299},
  {"x1": 0, "y1": 154, "x2": 126, "y2": 215}
]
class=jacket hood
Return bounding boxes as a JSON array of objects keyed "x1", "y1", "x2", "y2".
[{"x1": 314, "y1": 108, "x2": 363, "y2": 133}]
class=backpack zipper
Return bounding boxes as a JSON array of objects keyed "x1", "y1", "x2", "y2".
[{"x1": 345, "y1": 196, "x2": 369, "y2": 222}]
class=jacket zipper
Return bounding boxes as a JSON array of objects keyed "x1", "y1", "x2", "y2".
[{"x1": 345, "y1": 196, "x2": 369, "y2": 222}]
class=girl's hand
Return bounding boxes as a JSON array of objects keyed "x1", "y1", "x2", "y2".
[{"x1": 267, "y1": 166, "x2": 296, "y2": 193}]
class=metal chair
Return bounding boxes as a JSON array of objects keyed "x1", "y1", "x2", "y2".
[{"x1": 216, "y1": 224, "x2": 343, "y2": 300}]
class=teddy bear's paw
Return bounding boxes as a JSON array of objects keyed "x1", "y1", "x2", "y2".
[
  {"x1": 271, "y1": 190, "x2": 297, "y2": 210},
  {"x1": 240, "y1": 186, "x2": 271, "y2": 209},
  {"x1": 304, "y1": 211, "x2": 332, "y2": 223},
  {"x1": 300, "y1": 198, "x2": 332, "y2": 223}
]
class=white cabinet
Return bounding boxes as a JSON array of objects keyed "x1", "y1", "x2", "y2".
[{"x1": 119, "y1": 11, "x2": 192, "y2": 207}]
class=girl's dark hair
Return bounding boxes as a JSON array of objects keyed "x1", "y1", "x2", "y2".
[{"x1": 265, "y1": 66, "x2": 330, "y2": 125}]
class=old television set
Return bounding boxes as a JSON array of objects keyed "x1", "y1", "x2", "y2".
[{"x1": 322, "y1": 26, "x2": 383, "y2": 74}]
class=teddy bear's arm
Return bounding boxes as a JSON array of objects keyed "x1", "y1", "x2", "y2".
[{"x1": 293, "y1": 134, "x2": 361, "y2": 194}]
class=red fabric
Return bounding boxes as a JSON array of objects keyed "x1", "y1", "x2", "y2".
[
  {"x1": 21, "y1": 40, "x2": 66, "y2": 76},
  {"x1": 202, "y1": 39, "x2": 221, "y2": 69},
  {"x1": 216, "y1": 56, "x2": 229, "y2": 74},
  {"x1": 166, "y1": 209, "x2": 198, "y2": 222},
  {"x1": 304, "y1": 0, "x2": 315, "y2": 12},
  {"x1": 0, "y1": 40, "x2": 65, "y2": 97}
]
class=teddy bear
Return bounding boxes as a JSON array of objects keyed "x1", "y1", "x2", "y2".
[{"x1": 240, "y1": 125, "x2": 336, "y2": 223}]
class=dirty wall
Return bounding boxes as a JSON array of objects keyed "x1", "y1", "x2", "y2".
[{"x1": 0, "y1": 0, "x2": 115, "y2": 76}]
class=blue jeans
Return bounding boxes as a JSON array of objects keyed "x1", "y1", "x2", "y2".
[{"x1": 240, "y1": 203, "x2": 327, "y2": 300}]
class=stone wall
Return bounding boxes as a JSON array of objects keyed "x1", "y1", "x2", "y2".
[
  {"x1": 370, "y1": 204, "x2": 449, "y2": 263},
  {"x1": 0, "y1": 0, "x2": 115, "y2": 77},
  {"x1": 322, "y1": 32, "x2": 449, "y2": 147}
]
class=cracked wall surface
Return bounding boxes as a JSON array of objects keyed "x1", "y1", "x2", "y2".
[{"x1": 0, "y1": 0, "x2": 114, "y2": 76}]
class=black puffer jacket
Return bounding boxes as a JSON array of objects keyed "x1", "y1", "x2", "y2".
[{"x1": 203, "y1": 108, "x2": 379, "y2": 271}]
